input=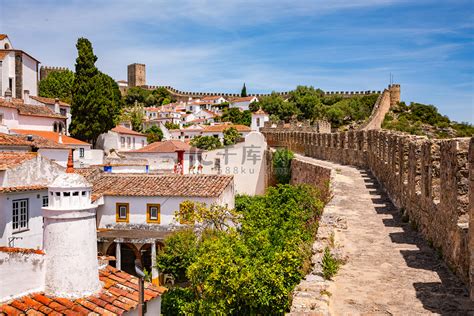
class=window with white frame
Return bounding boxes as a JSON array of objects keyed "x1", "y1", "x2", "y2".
[
  {"x1": 79, "y1": 148, "x2": 85, "y2": 158},
  {"x1": 12, "y1": 199, "x2": 28, "y2": 232},
  {"x1": 127, "y1": 137, "x2": 131, "y2": 148},
  {"x1": 42, "y1": 196, "x2": 48, "y2": 207},
  {"x1": 121, "y1": 137, "x2": 125, "y2": 147}
]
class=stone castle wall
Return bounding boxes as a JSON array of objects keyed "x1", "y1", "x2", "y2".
[
  {"x1": 39, "y1": 66, "x2": 70, "y2": 81},
  {"x1": 261, "y1": 126, "x2": 474, "y2": 295},
  {"x1": 143, "y1": 84, "x2": 382, "y2": 101}
]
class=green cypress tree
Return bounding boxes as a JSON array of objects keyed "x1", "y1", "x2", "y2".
[
  {"x1": 70, "y1": 38, "x2": 122, "y2": 146},
  {"x1": 241, "y1": 83, "x2": 247, "y2": 97}
]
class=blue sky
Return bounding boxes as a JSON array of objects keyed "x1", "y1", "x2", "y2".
[{"x1": 1, "y1": 0, "x2": 473, "y2": 122}]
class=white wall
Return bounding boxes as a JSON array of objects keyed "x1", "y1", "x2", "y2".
[
  {"x1": 123, "y1": 152, "x2": 177, "y2": 172},
  {"x1": 39, "y1": 148, "x2": 68, "y2": 167},
  {"x1": 22, "y1": 54, "x2": 38, "y2": 97},
  {"x1": 97, "y1": 186, "x2": 234, "y2": 228},
  {"x1": 0, "y1": 250, "x2": 45, "y2": 302},
  {"x1": 105, "y1": 165, "x2": 148, "y2": 174},
  {"x1": 126, "y1": 297, "x2": 161, "y2": 316},
  {"x1": 200, "y1": 132, "x2": 267, "y2": 195},
  {"x1": 74, "y1": 148, "x2": 104, "y2": 167},
  {"x1": 17, "y1": 115, "x2": 62, "y2": 131},
  {"x1": 0, "y1": 191, "x2": 47, "y2": 249},
  {"x1": 96, "y1": 131, "x2": 147, "y2": 153}
]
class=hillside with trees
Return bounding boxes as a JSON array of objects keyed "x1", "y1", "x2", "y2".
[
  {"x1": 250, "y1": 86, "x2": 379, "y2": 129},
  {"x1": 382, "y1": 101, "x2": 473, "y2": 138}
]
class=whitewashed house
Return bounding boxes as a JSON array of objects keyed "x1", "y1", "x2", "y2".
[
  {"x1": 200, "y1": 132, "x2": 267, "y2": 195},
  {"x1": 10, "y1": 129, "x2": 95, "y2": 167},
  {"x1": 96, "y1": 125, "x2": 148, "y2": 153},
  {"x1": 91, "y1": 174, "x2": 235, "y2": 229},
  {"x1": 0, "y1": 152, "x2": 64, "y2": 249},
  {"x1": 0, "y1": 34, "x2": 40, "y2": 98},
  {"x1": 29, "y1": 95, "x2": 72, "y2": 134},
  {"x1": 0, "y1": 169, "x2": 164, "y2": 313},
  {"x1": 251, "y1": 108, "x2": 270, "y2": 131},
  {"x1": 229, "y1": 96, "x2": 258, "y2": 111},
  {"x1": 123, "y1": 140, "x2": 203, "y2": 174},
  {"x1": 0, "y1": 96, "x2": 67, "y2": 133}
]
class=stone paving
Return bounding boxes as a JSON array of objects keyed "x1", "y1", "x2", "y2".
[{"x1": 289, "y1": 155, "x2": 473, "y2": 315}]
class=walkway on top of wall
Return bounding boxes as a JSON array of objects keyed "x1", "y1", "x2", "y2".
[{"x1": 290, "y1": 154, "x2": 473, "y2": 315}]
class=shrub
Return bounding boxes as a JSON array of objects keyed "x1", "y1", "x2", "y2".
[
  {"x1": 223, "y1": 127, "x2": 240, "y2": 146},
  {"x1": 272, "y1": 148, "x2": 294, "y2": 184},
  {"x1": 321, "y1": 246, "x2": 340, "y2": 280}
]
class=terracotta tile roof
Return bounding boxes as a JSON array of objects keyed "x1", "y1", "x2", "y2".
[
  {"x1": 73, "y1": 167, "x2": 103, "y2": 182},
  {"x1": 0, "y1": 247, "x2": 45, "y2": 255},
  {"x1": 0, "y1": 133, "x2": 68, "y2": 150},
  {"x1": 0, "y1": 98, "x2": 66, "y2": 119},
  {"x1": 0, "y1": 152, "x2": 37, "y2": 170},
  {"x1": 203, "y1": 124, "x2": 251, "y2": 133},
  {"x1": 11, "y1": 130, "x2": 89, "y2": 146},
  {"x1": 111, "y1": 126, "x2": 145, "y2": 136},
  {"x1": 0, "y1": 265, "x2": 165, "y2": 315},
  {"x1": 128, "y1": 140, "x2": 198, "y2": 153},
  {"x1": 254, "y1": 108, "x2": 268, "y2": 115},
  {"x1": 91, "y1": 174, "x2": 233, "y2": 200},
  {"x1": 0, "y1": 185, "x2": 47, "y2": 193},
  {"x1": 0, "y1": 34, "x2": 7, "y2": 40},
  {"x1": 29, "y1": 96, "x2": 70, "y2": 107},
  {"x1": 231, "y1": 96, "x2": 257, "y2": 103},
  {"x1": 0, "y1": 133, "x2": 32, "y2": 147},
  {"x1": 201, "y1": 95, "x2": 223, "y2": 101}
]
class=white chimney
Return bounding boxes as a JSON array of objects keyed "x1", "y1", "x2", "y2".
[
  {"x1": 42, "y1": 172, "x2": 101, "y2": 298},
  {"x1": 23, "y1": 90, "x2": 30, "y2": 104},
  {"x1": 4, "y1": 87, "x2": 12, "y2": 102},
  {"x1": 54, "y1": 98, "x2": 60, "y2": 114}
]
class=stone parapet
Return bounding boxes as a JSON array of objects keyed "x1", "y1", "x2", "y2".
[{"x1": 261, "y1": 127, "x2": 474, "y2": 292}]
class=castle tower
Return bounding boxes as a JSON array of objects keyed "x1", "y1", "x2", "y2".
[
  {"x1": 389, "y1": 84, "x2": 401, "y2": 107},
  {"x1": 127, "y1": 63, "x2": 146, "y2": 87},
  {"x1": 42, "y1": 156, "x2": 101, "y2": 298}
]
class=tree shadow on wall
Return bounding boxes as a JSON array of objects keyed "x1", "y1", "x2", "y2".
[{"x1": 359, "y1": 170, "x2": 474, "y2": 315}]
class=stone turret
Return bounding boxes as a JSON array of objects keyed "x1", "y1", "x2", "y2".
[
  {"x1": 389, "y1": 84, "x2": 401, "y2": 107},
  {"x1": 42, "y1": 165, "x2": 100, "y2": 298}
]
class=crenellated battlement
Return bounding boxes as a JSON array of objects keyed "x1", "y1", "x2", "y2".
[
  {"x1": 142, "y1": 85, "x2": 381, "y2": 100},
  {"x1": 260, "y1": 127, "x2": 474, "y2": 295},
  {"x1": 39, "y1": 66, "x2": 71, "y2": 81}
]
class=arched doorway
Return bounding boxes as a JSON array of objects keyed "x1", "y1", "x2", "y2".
[{"x1": 106, "y1": 242, "x2": 140, "y2": 276}]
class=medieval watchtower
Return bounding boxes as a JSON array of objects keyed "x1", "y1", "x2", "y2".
[{"x1": 127, "y1": 63, "x2": 146, "y2": 87}]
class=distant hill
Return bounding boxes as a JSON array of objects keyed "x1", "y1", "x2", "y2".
[{"x1": 382, "y1": 102, "x2": 473, "y2": 138}]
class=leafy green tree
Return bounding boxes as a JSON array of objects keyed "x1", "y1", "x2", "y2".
[
  {"x1": 162, "y1": 97, "x2": 171, "y2": 105},
  {"x1": 156, "y1": 184, "x2": 325, "y2": 315},
  {"x1": 70, "y1": 38, "x2": 122, "y2": 146},
  {"x1": 190, "y1": 136, "x2": 222, "y2": 150},
  {"x1": 223, "y1": 127, "x2": 240, "y2": 146},
  {"x1": 288, "y1": 85, "x2": 325, "y2": 121},
  {"x1": 156, "y1": 229, "x2": 199, "y2": 282},
  {"x1": 152, "y1": 87, "x2": 175, "y2": 105},
  {"x1": 38, "y1": 69, "x2": 74, "y2": 104},
  {"x1": 174, "y1": 200, "x2": 240, "y2": 231},
  {"x1": 272, "y1": 148, "x2": 294, "y2": 184},
  {"x1": 122, "y1": 104, "x2": 145, "y2": 132},
  {"x1": 248, "y1": 101, "x2": 259, "y2": 112},
  {"x1": 241, "y1": 83, "x2": 247, "y2": 97},
  {"x1": 124, "y1": 87, "x2": 150, "y2": 106},
  {"x1": 144, "y1": 125, "x2": 163, "y2": 143},
  {"x1": 258, "y1": 92, "x2": 298, "y2": 122},
  {"x1": 220, "y1": 108, "x2": 251, "y2": 126}
]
